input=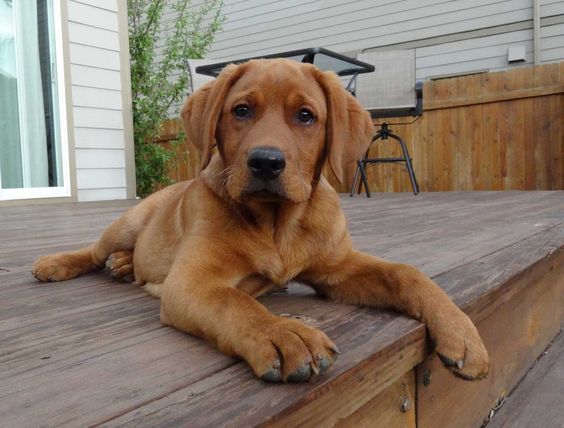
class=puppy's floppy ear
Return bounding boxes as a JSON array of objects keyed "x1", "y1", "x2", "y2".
[
  {"x1": 180, "y1": 63, "x2": 246, "y2": 171},
  {"x1": 314, "y1": 70, "x2": 373, "y2": 183}
]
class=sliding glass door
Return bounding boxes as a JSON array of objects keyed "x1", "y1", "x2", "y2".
[{"x1": 0, "y1": 0, "x2": 69, "y2": 200}]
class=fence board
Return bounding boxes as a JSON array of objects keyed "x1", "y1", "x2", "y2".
[{"x1": 158, "y1": 62, "x2": 563, "y2": 193}]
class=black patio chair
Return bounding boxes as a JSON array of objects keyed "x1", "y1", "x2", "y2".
[
  {"x1": 187, "y1": 58, "x2": 216, "y2": 93},
  {"x1": 348, "y1": 50, "x2": 423, "y2": 197}
]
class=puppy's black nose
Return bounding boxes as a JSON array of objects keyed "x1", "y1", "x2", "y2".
[{"x1": 247, "y1": 147, "x2": 286, "y2": 180}]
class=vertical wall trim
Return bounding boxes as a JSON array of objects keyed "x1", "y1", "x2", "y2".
[
  {"x1": 533, "y1": 0, "x2": 541, "y2": 64},
  {"x1": 60, "y1": 0, "x2": 78, "y2": 201},
  {"x1": 117, "y1": 0, "x2": 137, "y2": 199}
]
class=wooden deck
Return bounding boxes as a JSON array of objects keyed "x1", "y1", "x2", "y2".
[
  {"x1": 488, "y1": 331, "x2": 563, "y2": 428},
  {"x1": 1, "y1": 191, "x2": 563, "y2": 427}
]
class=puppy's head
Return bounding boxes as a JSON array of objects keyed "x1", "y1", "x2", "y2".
[{"x1": 181, "y1": 59, "x2": 372, "y2": 203}]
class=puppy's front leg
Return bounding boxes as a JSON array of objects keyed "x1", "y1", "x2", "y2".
[
  {"x1": 304, "y1": 250, "x2": 489, "y2": 380},
  {"x1": 160, "y1": 250, "x2": 338, "y2": 382}
]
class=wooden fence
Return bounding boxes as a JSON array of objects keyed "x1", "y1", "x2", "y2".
[{"x1": 159, "y1": 61, "x2": 563, "y2": 193}]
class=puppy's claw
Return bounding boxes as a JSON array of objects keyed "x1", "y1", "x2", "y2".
[
  {"x1": 438, "y1": 353, "x2": 457, "y2": 367},
  {"x1": 453, "y1": 370, "x2": 478, "y2": 381}
]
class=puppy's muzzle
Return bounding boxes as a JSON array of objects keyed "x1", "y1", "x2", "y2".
[{"x1": 247, "y1": 147, "x2": 286, "y2": 181}]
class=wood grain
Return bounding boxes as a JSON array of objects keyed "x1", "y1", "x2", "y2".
[
  {"x1": 417, "y1": 250, "x2": 564, "y2": 428},
  {"x1": 334, "y1": 369, "x2": 416, "y2": 428},
  {"x1": 0, "y1": 192, "x2": 562, "y2": 426},
  {"x1": 487, "y1": 332, "x2": 564, "y2": 428}
]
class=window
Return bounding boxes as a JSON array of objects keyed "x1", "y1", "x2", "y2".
[{"x1": 0, "y1": 0, "x2": 70, "y2": 200}]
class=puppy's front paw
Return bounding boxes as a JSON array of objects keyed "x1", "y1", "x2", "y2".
[
  {"x1": 105, "y1": 251, "x2": 135, "y2": 282},
  {"x1": 32, "y1": 253, "x2": 87, "y2": 282},
  {"x1": 430, "y1": 311, "x2": 489, "y2": 380},
  {"x1": 245, "y1": 318, "x2": 339, "y2": 383}
]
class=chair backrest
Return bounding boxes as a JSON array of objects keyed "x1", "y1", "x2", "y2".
[
  {"x1": 187, "y1": 58, "x2": 216, "y2": 93},
  {"x1": 354, "y1": 50, "x2": 418, "y2": 117}
]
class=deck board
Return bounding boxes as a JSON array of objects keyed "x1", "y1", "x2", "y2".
[
  {"x1": 488, "y1": 331, "x2": 564, "y2": 428},
  {"x1": 0, "y1": 191, "x2": 562, "y2": 426}
]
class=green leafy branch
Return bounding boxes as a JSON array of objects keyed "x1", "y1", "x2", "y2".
[{"x1": 128, "y1": 0, "x2": 225, "y2": 197}]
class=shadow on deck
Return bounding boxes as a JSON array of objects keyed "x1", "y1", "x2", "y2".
[{"x1": 1, "y1": 191, "x2": 562, "y2": 427}]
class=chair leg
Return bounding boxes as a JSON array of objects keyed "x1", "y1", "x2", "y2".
[
  {"x1": 390, "y1": 133, "x2": 419, "y2": 195},
  {"x1": 350, "y1": 162, "x2": 361, "y2": 197},
  {"x1": 350, "y1": 143, "x2": 375, "y2": 197},
  {"x1": 358, "y1": 160, "x2": 371, "y2": 198}
]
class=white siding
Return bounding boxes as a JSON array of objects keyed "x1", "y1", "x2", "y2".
[
  {"x1": 416, "y1": 29, "x2": 534, "y2": 78},
  {"x1": 67, "y1": 0, "x2": 130, "y2": 201},
  {"x1": 77, "y1": 187, "x2": 128, "y2": 201},
  {"x1": 540, "y1": 2, "x2": 564, "y2": 63},
  {"x1": 76, "y1": 168, "x2": 127, "y2": 189},
  {"x1": 73, "y1": 0, "x2": 118, "y2": 12},
  {"x1": 541, "y1": 22, "x2": 564, "y2": 62},
  {"x1": 74, "y1": 128, "x2": 126, "y2": 149},
  {"x1": 205, "y1": 0, "x2": 534, "y2": 59},
  {"x1": 72, "y1": 86, "x2": 123, "y2": 109},
  {"x1": 75, "y1": 148, "x2": 125, "y2": 169},
  {"x1": 541, "y1": 0, "x2": 564, "y2": 18},
  {"x1": 68, "y1": 22, "x2": 120, "y2": 50},
  {"x1": 69, "y1": 44, "x2": 121, "y2": 70}
]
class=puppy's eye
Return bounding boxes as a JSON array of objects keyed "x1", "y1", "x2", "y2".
[
  {"x1": 233, "y1": 104, "x2": 251, "y2": 119},
  {"x1": 296, "y1": 108, "x2": 315, "y2": 125}
]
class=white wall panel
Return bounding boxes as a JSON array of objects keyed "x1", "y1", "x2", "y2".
[
  {"x1": 77, "y1": 187, "x2": 128, "y2": 201},
  {"x1": 201, "y1": 0, "x2": 533, "y2": 58},
  {"x1": 72, "y1": 86, "x2": 123, "y2": 109},
  {"x1": 68, "y1": 1, "x2": 119, "y2": 31},
  {"x1": 67, "y1": 0, "x2": 131, "y2": 201},
  {"x1": 416, "y1": 29, "x2": 534, "y2": 78},
  {"x1": 76, "y1": 168, "x2": 126, "y2": 189},
  {"x1": 70, "y1": 64, "x2": 122, "y2": 90},
  {"x1": 68, "y1": 22, "x2": 119, "y2": 51},
  {"x1": 74, "y1": 128, "x2": 126, "y2": 149},
  {"x1": 75, "y1": 148, "x2": 125, "y2": 169},
  {"x1": 541, "y1": 0, "x2": 564, "y2": 17},
  {"x1": 541, "y1": 22, "x2": 564, "y2": 62},
  {"x1": 73, "y1": 107, "x2": 124, "y2": 129},
  {"x1": 73, "y1": 0, "x2": 118, "y2": 12},
  {"x1": 69, "y1": 43, "x2": 121, "y2": 70}
]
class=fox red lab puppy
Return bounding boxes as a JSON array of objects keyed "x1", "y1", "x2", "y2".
[{"x1": 33, "y1": 59, "x2": 489, "y2": 382}]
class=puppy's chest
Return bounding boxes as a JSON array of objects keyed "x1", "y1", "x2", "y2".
[{"x1": 253, "y1": 228, "x2": 321, "y2": 285}]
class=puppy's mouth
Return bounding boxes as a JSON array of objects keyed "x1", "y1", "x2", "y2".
[{"x1": 242, "y1": 179, "x2": 287, "y2": 201}]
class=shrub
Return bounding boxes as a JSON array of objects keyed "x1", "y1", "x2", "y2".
[{"x1": 128, "y1": 0, "x2": 225, "y2": 197}]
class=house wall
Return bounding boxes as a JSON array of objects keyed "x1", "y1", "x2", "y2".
[
  {"x1": 542, "y1": 21, "x2": 564, "y2": 61},
  {"x1": 414, "y1": 29, "x2": 535, "y2": 79},
  {"x1": 192, "y1": 0, "x2": 564, "y2": 79},
  {"x1": 66, "y1": 0, "x2": 135, "y2": 201}
]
